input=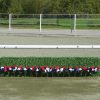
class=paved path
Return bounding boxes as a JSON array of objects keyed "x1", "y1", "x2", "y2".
[
  {"x1": 0, "y1": 28, "x2": 100, "y2": 37},
  {"x1": 0, "y1": 28, "x2": 100, "y2": 57}
]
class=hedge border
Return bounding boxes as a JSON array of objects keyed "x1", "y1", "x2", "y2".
[{"x1": 0, "y1": 57, "x2": 100, "y2": 67}]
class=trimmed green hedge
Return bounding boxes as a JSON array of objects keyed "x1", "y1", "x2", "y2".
[{"x1": 0, "y1": 57, "x2": 100, "y2": 67}]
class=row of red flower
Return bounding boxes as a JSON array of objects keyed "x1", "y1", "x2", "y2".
[
  {"x1": 0, "y1": 66, "x2": 100, "y2": 77},
  {"x1": 0, "y1": 66, "x2": 100, "y2": 72}
]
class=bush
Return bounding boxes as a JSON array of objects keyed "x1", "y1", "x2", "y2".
[{"x1": 0, "y1": 57, "x2": 100, "y2": 67}]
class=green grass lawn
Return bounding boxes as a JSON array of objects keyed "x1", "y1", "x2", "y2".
[
  {"x1": 0, "y1": 77, "x2": 100, "y2": 100},
  {"x1": 0, "y1": 18, "x2": 100, "y2": 29}
]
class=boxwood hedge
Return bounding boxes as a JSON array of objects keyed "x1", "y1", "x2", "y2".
[{"x1": 0, "y1": 57, "x2": 100, "y2": 67}]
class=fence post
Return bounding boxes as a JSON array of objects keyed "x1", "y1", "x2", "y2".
[
  {"x1": 74, "y1": 14, "x2": 76, "y2": 32},
  {"x1": 70, "y1": 15, "x2": 73, "y2": 33},
  {"x1": 40, "y1": 14, "x2": 42, "y2": 32},
  {"x1": 9, "y1": 14, "x2": 12, "y2": 31}
]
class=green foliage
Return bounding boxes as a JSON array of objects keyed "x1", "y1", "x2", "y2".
[
  {"x1": 0, "y1": 57, "x2": 100, "y2": 67},
  {"x1": 0, "y1": 0, "x2": 10, "y2": 13},
  {"x1": 0, "y1": 0, "x2": 100, "y2": 14},
  {"x1": 8, "y1": 0, "x2": 23, "y2": 13}
]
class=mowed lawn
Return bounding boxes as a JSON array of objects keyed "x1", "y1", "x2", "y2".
[
  {"x1": 0, "y1": 17, "x2": 100, "y2": 29},
  {"x1": 0, "y1": 77, "x2": 100, "y2": 100}
]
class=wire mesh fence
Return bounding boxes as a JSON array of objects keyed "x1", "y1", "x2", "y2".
[
  {"x1": 11, "y1": 14, "x2": 40, "y2": 29},
  {"x1": 0, "y1": 13, "x2": 100, "y2": 31},
  {"x1": 76, "y1": 14, "x2": 100, "y2": 29},
  {"x1": 41, "y1": 14, "x2": 72, "y2": 29},
  {"x1": 0, "y1": 13, "x2": 9, "y2": 28}
]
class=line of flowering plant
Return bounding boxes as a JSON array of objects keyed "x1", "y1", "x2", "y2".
[{"x1": 0, "y1": 66, "x2": 100, "y2": 77}]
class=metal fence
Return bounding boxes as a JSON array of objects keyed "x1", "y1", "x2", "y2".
[{"x1": 0, "y1": 13, "x2": 100, "y2": 32}]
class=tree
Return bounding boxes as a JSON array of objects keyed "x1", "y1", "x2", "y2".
[
  {"x1": 0, "y1": 0, "x2": 100, "y2": 14},
  {"x1": 0, "y1": 0, "x2": 10, "y2": 13},
  {"x1": 8, "y1": 0, "x2": 23, "y2": 14},
  {"x1": 59, "y1": 0, "x2": 72, "y2": 14}
]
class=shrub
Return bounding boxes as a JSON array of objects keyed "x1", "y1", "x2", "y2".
[{"x1": 0, "y1": 57, "x2": 100, "y2": 67}]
